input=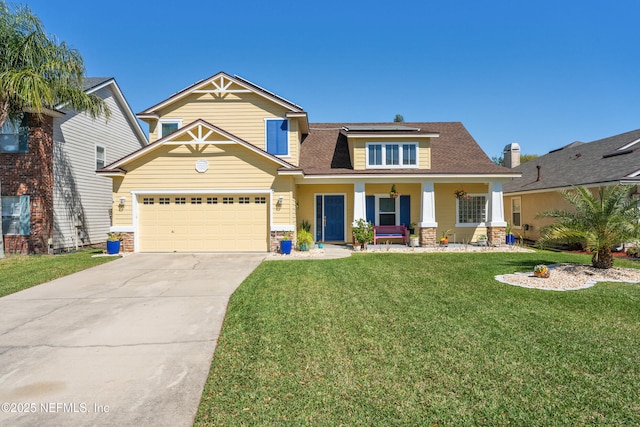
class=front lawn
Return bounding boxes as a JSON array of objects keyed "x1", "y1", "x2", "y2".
[
  {"x1": 195, "y1": 251, "x2": 640, "y2": 426},
  {"x1": 0, "y1": 250, "x2": 116, "y2": 297}
]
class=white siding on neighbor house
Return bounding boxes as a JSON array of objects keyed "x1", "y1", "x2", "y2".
[{"x1": 53, "y1": 84, "x2": 145, "y2": 250}]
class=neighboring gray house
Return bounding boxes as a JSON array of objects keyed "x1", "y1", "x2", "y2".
[
  {"x1": 502, "y1": 128, "x2": 640, "y2": 241},
  {"x1": 1, "y1": 78, "x2": 148, "y2": 254}
]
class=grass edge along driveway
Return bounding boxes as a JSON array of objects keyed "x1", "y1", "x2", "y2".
[
  {"x1": 0, "y1": 250, "x2": 116, "y2": 297},
  {"x1": 195, "y1": 251, "x2": 640, "y2": 426}
]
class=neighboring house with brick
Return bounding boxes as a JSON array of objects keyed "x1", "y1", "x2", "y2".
[
  {"x1": 0, "y1": 78, "x2": 148, "y2": 254},
  {"x1": 502, "y1": 128, "x2": 640, "y2": 241},
  {"x1": 98, "y1": 71, "x2": 519, "y2": 253}
]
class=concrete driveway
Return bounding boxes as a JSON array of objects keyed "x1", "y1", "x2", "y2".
[{"x1": 0, "y1": 253, "x2": 265, "y2": 426}]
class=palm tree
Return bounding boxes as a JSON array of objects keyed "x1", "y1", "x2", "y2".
[
  {"x1": 537, "y1": 185, "x2": 640, "y2": 269},
  {"x1": 1, "y1": 2, "x2": 110, "y2": 258},
  {"x1": 0, "y1": 2, "x2": 109, "y2": 128}
]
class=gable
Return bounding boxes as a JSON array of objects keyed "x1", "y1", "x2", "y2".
[
  {"x1": 99, "y1": 119, "x2": 297, "y2": 174},
  {"x1": 138, "y1": 72, "x2": 304, "y2": 118}
]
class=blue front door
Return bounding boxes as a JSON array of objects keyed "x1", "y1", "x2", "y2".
[{"x1": 315, "y1": 195, "x2": 345, "y2": 242}]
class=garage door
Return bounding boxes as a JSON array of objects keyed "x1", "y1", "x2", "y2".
[{"x1": 138, "y1": 194, "x2": 268, "y2": 252}]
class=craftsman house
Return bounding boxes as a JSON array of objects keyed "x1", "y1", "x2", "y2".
[
  {"x1": 503, "y1": 129, "x2": 640, "y2": 241},
  {"x1": 0, "y1": 78, "x2": 148, "y2": 254},
  {"x1": 98, "y1": 71, "x2": 519, "y2": 252}
]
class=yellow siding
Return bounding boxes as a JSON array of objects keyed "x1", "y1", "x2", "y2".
[
  {"x1": 505, "y1": 191, "x2": 573, "y2": 241},
  {"x1": 350, "y1": 137, "x2": 432, "y2": 170},
  {"x1": 435, "y1": 183, "x2": 489, "y2": 242},
  {"x1": 111, "y1": 144, "x2": 295, "y2": 227},
  {"x1": 145, "y1": 91, "x2": 301, "y2": 166}
]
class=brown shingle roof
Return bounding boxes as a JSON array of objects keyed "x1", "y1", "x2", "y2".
[{"x1": 300, "y1": 122, "x2": 513, "y2": 175}]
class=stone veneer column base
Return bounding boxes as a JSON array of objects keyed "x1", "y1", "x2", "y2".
[
  {"x1": 487, "y1": 226, "x2": 506, "y2": 247},
  {"x1": 419, "y1": 227, "x2": 437, "y2": 247},
  {"x1": 270, "y1": 230, "x2": 296, "y2": 252},
  {"x1": 120, "y1": 232, "x2": 135, "y2": 253}
]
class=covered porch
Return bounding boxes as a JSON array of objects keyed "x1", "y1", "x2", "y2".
[{"x1": 295, "y1": 179, "x2": 508, "y2": 247}]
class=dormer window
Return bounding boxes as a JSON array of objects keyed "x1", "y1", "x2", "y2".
[
  {"x1": 366, "y1": 142, "x2": 417, "y2": 168},
  {"x1": 265, "y1": 118, "x2": 289, "y2": 156}
]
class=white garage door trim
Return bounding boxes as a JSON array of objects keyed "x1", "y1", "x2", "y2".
[{"x1": 131, "y1": 189, "x2": 273, "y2": 253}]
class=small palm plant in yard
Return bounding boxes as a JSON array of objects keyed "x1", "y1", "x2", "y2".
[
  {"x1": 195, "y1": 252, "x2": 640, "y2": 426},
  {"x1": 537, "y1": 185, "x2": 640, "y2": 269}
]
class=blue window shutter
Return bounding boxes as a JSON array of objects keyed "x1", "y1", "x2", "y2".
[
  {"x1": 19, "y1": 195, "x2": 30, "y2": 235},
  {"x1": 366, "y1": 196, "x2": 375, "y2": 224},
  {"x1": 400, "y1": 195, "x2": 410, "y2": 228},
  {"x1": 267, "y1": 119, "x2": 288, "y2": 155}
]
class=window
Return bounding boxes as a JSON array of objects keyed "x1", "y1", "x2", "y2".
[
  {"x1": 143, "y1": 197, "x2": 154, "y2": 205},
  {"x1": 175, "y1": 197, "x2": 186, "y2": 205},
  {"x1": 2, "y1": 196, "x2": 30, "y2": 235},
  {"x1": 96, "y1": 145, "x2": 106, "y2": 169},
  {"x1": 255, "y1": 196, "x2": 266, "y2": 204},
  {"x1": 207, "y1": 197, "x2": 218, "y2": 204},
  {"x1": 239, "y1": 197, "x2": 250, "y2": 204},
  {"x1": 457, "y1": 195, "x2": 487, "y2": 225},
  {"x1": 265, "y1": 118, "x2": 288, "y2": 155},
  {"x1": 366, "y1": 143, "x2": 418, "y2": 168},
  {"x1": 158, "y1": 119, "x2": 182, "y2": 138},
  {"x1": 191, "y1": 197, "x2": 202, "y2": 204},
  {"x1": 223, "y1": 197, "x2": 234, "y2": 204},
  {"x1": 0, "y1": 114, "x2": 28, "y2": 153},
  {"x1": 511, "y1": 197, "x2": 521, "y2": 227},
  {"x1": 159, "y1": 197, "x2": 170, "y2": 205},
  {"x1": 378, "y1": 197, "x2": 397, "y2": 225}
]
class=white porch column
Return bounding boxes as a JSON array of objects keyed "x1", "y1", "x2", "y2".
[
  {"x1": 353, "y1": 181, "x2": 366, "y2": 222},
  {"x1": 486, "y1": 181, "x2": 507, "y2": 226},
  {"x1": 419, "y1": 181, "x2": 438, "y2": 227}
]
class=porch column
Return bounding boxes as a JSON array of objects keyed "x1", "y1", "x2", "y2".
[
  {"x1": 486, "y1": 181, "x2": 507, "y2": 246},
  {"x1": 419, "y1": 181, "x2": 437, "y2": 227},
  {"x1": 353, "y1": 181, "x2": 366, "y2": 222},
  {"x1": 486, "y1": 181, "x2": 507, "y2": 226},
  {"x1": 419, "y1": 181, "x2": 437, "y2": 246}
]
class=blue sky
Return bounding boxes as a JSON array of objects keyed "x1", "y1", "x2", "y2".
[{"x1": 24, "y1": 0, "x2": 640, "y2": 159}]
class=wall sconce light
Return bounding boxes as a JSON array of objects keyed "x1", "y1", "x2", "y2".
[
  {"x1": 119, "y1": 197, "x2": 126, "y2": 206},
  {"x1": 277, "y1": 196, "x2": 284, "y2": 205}
]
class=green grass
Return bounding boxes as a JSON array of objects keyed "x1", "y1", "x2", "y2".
[
  {"x1": 195, "y1": 251, "x2": 640, "y2": 426},
  {"x1": 0, "y1": 250, "x2": 116, "y2": 297}
]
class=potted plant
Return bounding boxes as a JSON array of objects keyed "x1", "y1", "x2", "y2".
[
  {"x1": 389, "y1": 184, "x2": 400, "y2": 199},
  {"x1": 106, "y1": 232, "x2": 122, "y2": 255},
  {"x1": 533, "y1": 264, "x2": 550, "y2": 278},
  {"x1": 410, "y1": 234, "x2": 420, "y2": 247},
  {"x1": 297, "y1": 229, "x2": 313, "y2": 251},
  {"x1": 439, "y1": 229, "x2": 451, "y2": 246},
  {"x1": 476, "y1": 234, "x2": 487, "y2": 246},
  {"x1": 317, "y1": 241, "x2": 324, "y2": 249},
  {"x1": 505, "y1": 222, "x2": 515, "y2": 245},
  {"x1": 408, "y1": 222, "x2": 417, "y2": 235},
  {"x1": 280, "y1": 232, "x2": 293, "y2": 255},
  {"x1": 454, "y1": 189, "x2": 469, "y2": 200},
  {"x1": 352, "y1": 218, "x2": 374, "y2": 250}
]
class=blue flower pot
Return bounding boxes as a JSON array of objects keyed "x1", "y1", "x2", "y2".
[
  {"x1": 506, "y1": 234, "x2": 515, "y2": 245},
  {"x1": 280, "y1": 240, "x2": 292, "y2": 254},
  {"x1": 107, "y1": 240, "x2": 121, "y2": 254}
]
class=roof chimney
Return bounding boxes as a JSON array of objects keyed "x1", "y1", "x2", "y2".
[
  {"x1": 536, "y1": 165, "x2": 542, "y2": 181},
  {"x1": 503, "y1": 143, "x2": 521, "y2": 168}
]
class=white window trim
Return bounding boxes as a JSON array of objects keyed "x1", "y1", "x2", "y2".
[
  {"x1": 158, "y1": 118, "x2": 183, "y2": 139},
  {"x1": 374, "y1": 194, "x2": 401, "y2": 226},
  {"x1": 511, "y1": 196, "x2": 522, "y2": 229},
  {"x1": 365, "y1": 142, "x2": 419, "y2": 169},
  {"x1": 455, "y1": 193, "x2": 488, "y2": 227},
  {"x1": 96, "y1": 144, "x2": 106, "y2": 170},
  {"x1": 264, "y1": 118, "x2": 290, "y2": 157}
]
